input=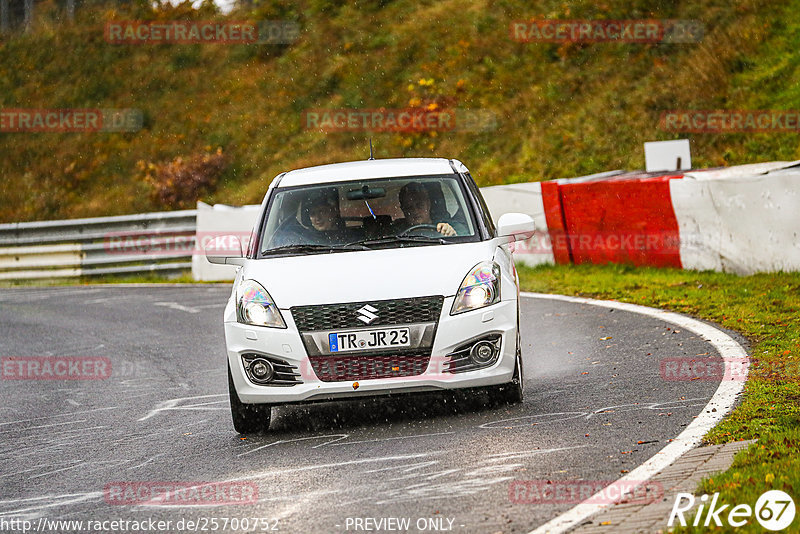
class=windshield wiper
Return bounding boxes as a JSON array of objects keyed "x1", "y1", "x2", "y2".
[
  {"x1": 262, "y1": 243, "x2": 366, "y2": 256},
  {"x1": 345, "y1": 235, "x2": 447, "y2": 248}
]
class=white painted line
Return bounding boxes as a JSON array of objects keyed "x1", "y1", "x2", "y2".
[
  {"x1": 137, "y1": 394, "x2": 226, "y2": 421},
  {"x1": 0, "y1": 419, "x2": 87, "y2": 434},
  {"x1": 28, "y1": 462, "x2": 85, "y2": 480},
  {"x1": 521, "y1": 292, "x2": 749, "y2": 534},
  {"x1": 222, "y1": 452, "x2": 441, "y2": 484},
  {"x1": 0, "y1": 492, "x2": 104, "y2": 520},
  {"x1": 153, "y1": 301, "x2": 201, "y2": 313},
  {"x1": 238, "y1": 434, "x2": 351, "y2": 458},
  {"x1": 325, "y1": 430, "x2": 455, "y2": 447},
  {"x1": 0, "y1": 406, "x2": 118, "y2": 427}
]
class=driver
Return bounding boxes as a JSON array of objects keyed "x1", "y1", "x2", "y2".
[{"x1": 395, "y1": 182, "x2": 460, "y2": 236}]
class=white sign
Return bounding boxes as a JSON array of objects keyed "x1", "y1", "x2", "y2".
[{"x1": 644, "y1": 139, "x2": 691, "y2": 172}]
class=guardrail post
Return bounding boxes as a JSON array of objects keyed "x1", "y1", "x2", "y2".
[
  {"x1": 1, "y1": 0, "x2": 9, "y2": 34},
  {"x1": 24, "y1": 0, "x2": 33, "y2": 31}
]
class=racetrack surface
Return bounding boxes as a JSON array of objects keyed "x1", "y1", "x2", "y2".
[{"x1": 0, "y1": 286, "x2": 734, "y2": 533}]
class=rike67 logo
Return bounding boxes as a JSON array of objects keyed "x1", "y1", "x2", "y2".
[{"x1": 669, "y1": 490, "x2": 796, "y2": 531}]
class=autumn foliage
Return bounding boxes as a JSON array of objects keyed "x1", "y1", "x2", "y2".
[{"x1": 138, "y1": 149, "x2": 227, "y2": 209}]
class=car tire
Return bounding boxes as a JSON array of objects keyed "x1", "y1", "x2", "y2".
[
  {"x1": 228, "y1": 361, "x2": 272, "y2": 434},
  {"x1": 492, "y1": 331, "x2": 524, "y2": 405}
]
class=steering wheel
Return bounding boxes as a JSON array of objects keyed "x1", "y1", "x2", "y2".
[{"x1": 398, "y1": 224, "x2": 439, "y2": 236}]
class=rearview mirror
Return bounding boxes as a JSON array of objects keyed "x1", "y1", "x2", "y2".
[
  {"x1": 347, "y1": 185, "x2": 386, "y2": 200},
  {"x1": 497, "y1": 213, "x2": 535, "y2": 242}
]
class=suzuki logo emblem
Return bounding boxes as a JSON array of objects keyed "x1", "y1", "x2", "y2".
[{"x1": 356, "y1": 304, "x2": 379, "y2": 324}]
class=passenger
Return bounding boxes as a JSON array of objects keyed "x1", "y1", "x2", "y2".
[{"x1": 307, "y1": 195, "x2": 340, "y2": 232}]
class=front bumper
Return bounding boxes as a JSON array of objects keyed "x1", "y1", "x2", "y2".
[{"x1": 225, "y1": 297, "x2": 518, "y2": 404}]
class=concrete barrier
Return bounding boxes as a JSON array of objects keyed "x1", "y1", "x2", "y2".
[
  {"x1": 480, "y1": 182, "x2": 554, "y2": 266},
  {"x1": 671, "y1": 167, "x2": 800, "y2": 274},
  {"x1": 191, "y1": 201, "x2": 261, "y2": 282}
]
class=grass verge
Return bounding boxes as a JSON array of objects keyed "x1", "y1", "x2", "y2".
[
  {"x1": 0, "y1": 270, "x2": 207, "y2": 287},
  {"x1": 518, "y1": 263, "x2": 800, "y2": 532}
]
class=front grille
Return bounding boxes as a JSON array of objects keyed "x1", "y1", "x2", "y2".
[
  {"x1": 291, "y1": 296, "x2": 444, "y2": 332},
  {"x1": 241, "y1": 353, "x2": 302, "y2": 386},
  {"x1": 309, "y1": 349, "x2": 431, "y2": 382}
]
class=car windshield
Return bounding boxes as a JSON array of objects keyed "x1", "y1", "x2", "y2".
[{"x1": 259, "y1": 174, "x2": 478, "y2": 256}]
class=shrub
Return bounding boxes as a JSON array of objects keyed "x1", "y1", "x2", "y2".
[{"x1": 138, "y1": 148, "x2": 226, "y2": 209}]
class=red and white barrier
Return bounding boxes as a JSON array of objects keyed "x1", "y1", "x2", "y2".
[{"x1": 498, "y1": 161, "x2": 800, "y2": 274}]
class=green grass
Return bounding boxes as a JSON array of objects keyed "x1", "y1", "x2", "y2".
[
  {"x1": 3, "y1": 0, "x2": 800, "y2": 222},
  {"x1": 0, "y1": 270, "x2": 207, "y2": 287},
  {"x1": 518, "y1": 263, "x2": 800, "y2": 532}
]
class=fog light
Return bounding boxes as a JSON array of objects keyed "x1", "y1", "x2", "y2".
[
  {"x1": 250, "y1": 358, "x2": 274, "y2": 382},
  {"x1": 470, "y1": 341, "x2": 496, "y2": 365}
]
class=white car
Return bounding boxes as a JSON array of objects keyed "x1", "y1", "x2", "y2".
[{"x1": 207, "y1": 157, "x2": 535, "y2": 433}]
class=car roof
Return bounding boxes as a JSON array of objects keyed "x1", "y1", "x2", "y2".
[{"x1": 276, "y1": 158, "x2": 459, "y2": 188}]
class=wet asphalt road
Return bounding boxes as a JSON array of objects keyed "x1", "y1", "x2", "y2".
[{"x1": 0, "y1": 286, "x2": 729, "y2": 534}]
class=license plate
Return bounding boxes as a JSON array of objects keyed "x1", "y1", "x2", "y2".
[{"x1": 328, "y1": 328, "x2": 410, "y2": 352}]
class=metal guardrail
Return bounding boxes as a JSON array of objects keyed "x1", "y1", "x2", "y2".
[{"x1": 0, "y1": 210, "x2": 197, "y2": 280}]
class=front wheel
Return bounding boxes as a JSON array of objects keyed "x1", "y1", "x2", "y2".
[
  {"x1": 228, "y1": 361, "x2": 272, "y2": 434},
  {"x1": 491, "y1": 336, "x2": 524, "y2": 405}
]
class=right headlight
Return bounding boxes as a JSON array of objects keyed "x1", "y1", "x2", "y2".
[
  {"x1": 236, "y1": 279, "x2": 286, "y2": 328},
  {"x1": 451, "y1": 261, "x2": 501, "y2": 315}
]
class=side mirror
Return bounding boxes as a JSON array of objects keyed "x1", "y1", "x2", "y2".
[
  {"x1": 205, "y1": 235, "x2": 246, "y2": 266},
  {"x1": 497, "y1": 213, "x2": 535, "y2": 242}
]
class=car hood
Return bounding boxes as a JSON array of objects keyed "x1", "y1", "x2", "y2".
[{"x1": 242, "y1": 241, "x2": 496, "y2": 307}]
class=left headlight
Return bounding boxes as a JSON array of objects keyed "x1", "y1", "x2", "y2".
[
  {"x1": 451, "y1": 261, "x2": 501, "y2": 315},
  {"x1": 236, "y1": 279, "x2": 286, "y2": 328}
]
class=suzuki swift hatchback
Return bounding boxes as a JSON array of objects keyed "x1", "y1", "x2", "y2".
[{"x1": 207, "y1": 158, "x2": 535, "y2": 433}]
